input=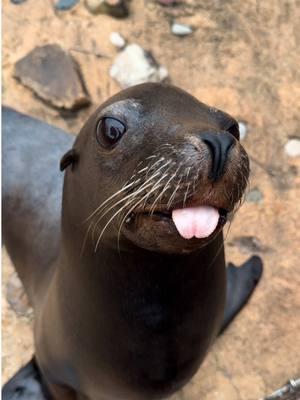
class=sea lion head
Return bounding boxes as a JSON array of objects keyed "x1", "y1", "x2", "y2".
[{"x1": 61, "y1": 83, "x2": 249, "y2": 255}]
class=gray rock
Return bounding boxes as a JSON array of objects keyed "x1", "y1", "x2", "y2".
[
  {"x1": 85, "y1": 0, "x2": 129, "y2": 18},
  {"x1": 110, "y1": 44, "x2": 168, "y2": 89},
  {"x1": 228, "y1": 236, "x2": 271, "y2": 254},
  {"x1": 284, "y1": 138, "x2": 300, "y2": 157},
  {"x1": 11, "y1": 0, "x2": 26, "y2": 4},
  {"x1": 246, "y1": 188, "x2": 264, "y2": 203},
  {"x1": 238, "y1": 121, "x2": 248, "y2": 140},
  {"x1": 55, "y1": 0, "x2": 79, "y2": 10},
  {"x1": 171, "y1": 22, "x2": 193, "y2": 36},
  {"x1": 110, "y1": 32, "x2": 126, "y2": 49},
  {"x1": 14, "y1": 44, "x2": 90, "y2": 110}
]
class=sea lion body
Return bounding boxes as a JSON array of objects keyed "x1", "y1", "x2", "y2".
[
  {"x1": 2, "y1": 84, "x2": 262, "y2": 400},
  {"x1": 2, "y1": 107, "x2": 73, "y2": 304}
]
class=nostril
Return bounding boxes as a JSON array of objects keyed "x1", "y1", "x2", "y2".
[{"x1": 200, "y1": 132, "x2": 235, "y2": 182}]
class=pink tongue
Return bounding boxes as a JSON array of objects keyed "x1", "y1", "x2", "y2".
[{"x1": 172, "y1": 206, "x2": 219, "y2": 240}]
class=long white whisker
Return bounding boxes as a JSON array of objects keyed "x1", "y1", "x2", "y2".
[
  {"x1": 92, "y1": 162, "x2": 173, "y2": 248},
  {"x1": 116, "y1": 182, "x2": 165, "y2": 252},
  {"x1": 84, "y1": 179, "x2": 141, "y2": 222},
  {"x1": 91, "y1": 162, "x2": 172, "y2": 232},
  {"x1": 183, "y1": 182, "x2": 191, "y2": 208},
  {"x1": 167, "y1": 175, "x2": 182, "y2": 209},
  {"x1": 149, "y1": 170, "x2": 178, "y2": 214},
  {"x1": 94, "y1": 197, "x2": 137, "y2": 252}
]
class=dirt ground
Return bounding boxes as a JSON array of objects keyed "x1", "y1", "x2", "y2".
[{"x1": 2, "y1": 0, "x2": 300, "y2": 399}]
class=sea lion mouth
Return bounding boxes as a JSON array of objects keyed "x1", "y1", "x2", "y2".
[{"x1": 127, "y1": 206, "x2": 228, "y2": 241}]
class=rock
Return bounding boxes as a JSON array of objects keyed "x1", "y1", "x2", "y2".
[
  {"x1": 157, "y1": 0, "x2": 178, "y2": 5},
  {"x1": 238, "y1": 121, "x2": 248, "y2": 140},
  {"x1": 110, "y1": 44, "x2": 168, "y2": 89},
  {"x1": 14, "y1": 44, "x2": 90, "y2": 110},
  {"x1": 6, "y1": 272, "x2": 32, "y2": 317},
  {"x1": 85, "y1": 0, "x2": 129, "y2": 18},
  {"x1": 171, "y1": 22, "x2": 193, "y2": 36},
  {"x1": 228, "y1": 236, "x2": 271, "y2": 254},
  {"x1": 109, "y1": 32, "x2": 126, "y2": 49},
  {"x1": 284, "y1": 138, "x2": 300, "y2": 157},
  {"x1": 246, "y1": 188, "x2": 264, "y2": 203},
  {"x1": 54, "y1": 0, "x2": 79, "y2": 10},
  {"x1": 10, "y1": 0, "x2": 26, "y2": 4}
]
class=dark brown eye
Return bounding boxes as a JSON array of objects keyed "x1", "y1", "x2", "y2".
[{"x1": 96, "y1": 117, "x2": 126, "y2": 147}]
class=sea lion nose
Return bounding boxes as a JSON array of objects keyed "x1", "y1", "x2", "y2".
[{"x1": 200, "y1": 132, "x2": 235, "y2": 182}]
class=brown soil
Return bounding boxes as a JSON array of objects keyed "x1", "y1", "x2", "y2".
[{"x1": 2, "y1": 0, "x2": 300, "y2": 398}]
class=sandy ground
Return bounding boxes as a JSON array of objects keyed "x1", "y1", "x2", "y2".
[{"x1": 2, "y1": 0, "x2": 300, "y2": 398}]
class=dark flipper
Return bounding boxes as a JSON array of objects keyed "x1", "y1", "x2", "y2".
[
  {"x1": 220, "y1": 255, "x2": 263, "y2": 333},
  {"x1": 2, "y1": 358, "x2": 52, "y2": 400}
]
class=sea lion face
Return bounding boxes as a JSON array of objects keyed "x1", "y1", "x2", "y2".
[{"x1": 68, "y1": 83, "x2": 249, "y2": 254}]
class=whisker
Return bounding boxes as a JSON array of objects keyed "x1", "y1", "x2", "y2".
[
  {"x1": 92, "y1": 160, "x2": 174, "y2": 248},
  {"x1": 116, "y1": 182, "x2": 165, "y2": 252},
  {"x1": 92, "y1": 160, "x2": 173, "y2": 230},
  {"x1": 94, "y1": 197, "x2": 137, "y2": 252},
  {"x1": 167, "y1": 175, "x2": 182, "y2": 210},
  {"x1": 84, "y1": 179, "x2": 141, "y2": 222},
  {"x1": 139, "y1": 169, "x2": 172, "y2": 214},
  {"x1": 80, "y1": 220, "x2": 94, "y2": 257},
  {"x1": 91, "y1": 177, "x2": 161, "y2": 240},
  {"x1": 183, "y1": 182, "x2": 191, "y2": 208},
  {"x1": 149, "y1": 169, "x2": 179, "y2": 214},
  {"x1": 145, "y1": 157, "x2": 165, "y2": 177}
]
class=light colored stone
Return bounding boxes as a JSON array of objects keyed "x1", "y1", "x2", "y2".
[
  {"x1": 246, "y1": 188, "x2": 264, "y2": 203},
  {"x1": 85, "y1": 0, "x2": 128, "y2": 18},
  {"x1": 171, "y1": 22, "x2": 193, "y2": 36},
  {"x1": 284, "y1": 138, "x2": 300, "y2": 157},
  {"x1": 238, "y1": 121, "x2": 248, "y2": 140},
  {"x1": 85, "y1": 0, "x2": 104, "y2": 13},
  {"x1": 109, "y1": 44, "x2": 168, "y2": 88},
  {"x1": 158, "y1": 65, "x2": 168, "y2": 81},
  {"x1": 109, "y1": 32, "x2": 126, "y2": 49}
]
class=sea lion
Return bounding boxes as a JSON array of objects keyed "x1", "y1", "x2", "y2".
[{"x1": 2, "y1": 83, "x2": 262, "y2": 400}]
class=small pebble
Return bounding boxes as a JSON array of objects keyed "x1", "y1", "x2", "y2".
[
  {"x1": 246, "y1": 188, "x2": 263, "y2": 203},
  {"x1": 158, "y1": 66, "x2": 169, "y2": 81},
  {"x1": 55, "y1": 0, "x2": 79, "y2": 10},
  {"x1": 110, "y1": 32, "x2": 126, "y2": 49},
  {"x1": 10, "y1": 0, "x2": 26, "y2": 4},
  {"x1": 284, "y1": 138, "x2": 300, "y2": 157},
  {"x1": 171, "y1": 22, "x2": 193, "y2": 36},
  {"x1": 238, "y1": 121, "x2": 248, "y2": 140}
]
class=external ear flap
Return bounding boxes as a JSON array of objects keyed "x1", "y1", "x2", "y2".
[{"x1": 60, "y1": 149, "x2": 79, "y2": 171}]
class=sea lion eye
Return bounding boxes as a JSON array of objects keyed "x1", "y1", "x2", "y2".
[{"x1": 96, "y1": 117, "x2": 126, "y2": 147}]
